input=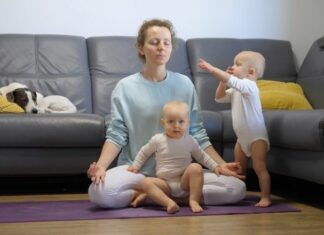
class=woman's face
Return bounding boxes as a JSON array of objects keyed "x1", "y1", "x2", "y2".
[{"x1": 139, "y1": 26, "x2": 172, "y2": 66}]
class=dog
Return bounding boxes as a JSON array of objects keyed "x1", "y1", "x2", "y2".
[
  {"x1": 0, "y1": 82, "x2": 43, "y2": 113},
  {"x1": 0, "y1": 82, "x2": 77, "y2": 113},
  {"x1": 37, "y1": 95, "x2": 77, "y2": 113}
]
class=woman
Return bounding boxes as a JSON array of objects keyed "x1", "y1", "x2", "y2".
[{"x1": 88, "y1": 19, "x2": 246, "y2": 208}]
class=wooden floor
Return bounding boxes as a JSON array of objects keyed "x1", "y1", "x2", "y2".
[{"x1": 1, "y1": 192, "x2": 324, "y2": 235}]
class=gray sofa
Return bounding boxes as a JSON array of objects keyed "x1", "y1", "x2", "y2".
[
  {"x1": 0, "y1": 34, "x2": 323, "y2": 187},
  {"x1": 187, "y1": 37, "x2": 324, "y2": 185}
]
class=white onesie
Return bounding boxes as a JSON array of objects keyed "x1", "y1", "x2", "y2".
[
  {"x1": 132, "y1": 133, "x2": 217, "y2": 197},
  {"x1": 216, "y1": 76, "x2": 269, "y2": 156}
]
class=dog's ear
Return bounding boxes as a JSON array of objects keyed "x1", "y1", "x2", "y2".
[
  {"x1": 6, "y1": 92, "x2": 15, "y2": 102},
  {"x1": 31, "y1": 91, "x2": 37, "y2": 103}
]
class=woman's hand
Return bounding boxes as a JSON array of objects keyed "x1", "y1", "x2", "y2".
[
  {"x1": 127, "y1": 165, "x2": 139, "y2": 173},
  {"x1": 87, "y1": 162, "x2": 107, "y2": 184},
  {"x1": 215, "y1": 162, "x2": 245, "y2": 180}
]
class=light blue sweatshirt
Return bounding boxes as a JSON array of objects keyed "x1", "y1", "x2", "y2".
[{"x1": 106, "y1": 71, "x2": 211, "y2": 176}]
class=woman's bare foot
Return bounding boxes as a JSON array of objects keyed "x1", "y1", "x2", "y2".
[
  {"x1": 166, "y1": 201, "x2": 180, "y2": 214},
  {"x1": 130, "y1": 192, "x2": 147, "y2": 207},
  {"x1": 255, "y1": 197, "x2": 272, "y2": 207},
  {"x1": 189, "y1": 200, "x2": 204, "y2": 213}
]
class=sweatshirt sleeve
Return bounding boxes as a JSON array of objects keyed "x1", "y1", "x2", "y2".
[
  {"x1": 188, "y1": 84, "x2": 212, "y2": 150},
  {"x1": 105, "y1": 83, "x2": 129, "y2": 147}
]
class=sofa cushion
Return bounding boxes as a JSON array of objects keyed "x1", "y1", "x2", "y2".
[
  {"x1": 219, "y1": 110, "x2": 324, "y2": 151},
  {"x1": 200, "y1": 110, "x2": 223, "y2": 152},
  {"x1": 267, "y1": 148, "x2": 324, "y2": 184},
  {"x1": 187, "y1": 38, "x2": 298, "y2": 112},
  {"x1": 0, "y1": 113, "x2": 105, "y2": 147},
  {"x1": 264, "y1": 110, "x2": 324, "y2": 151},
  {"x1": 297, "y1": 76, "x2": 324, "y2": 109},
  {"x1": 257, "y1": 80, "x2": 313, "y2": 110},
  {"x1": 218, "y1": 110, "x2": 236, "y2": 143},
  {"x1": 297, "y1": 36, "x2": 324, "y2": 109},
  {"x1": 0, "y1": 34, "x2": 92, "y2": 113},
  {"x1": 87, "y1": 36, "x2": 191, "y2": 116},
  {"x1": 299, "y1": 36, "x2": 324, "y2": 78}
]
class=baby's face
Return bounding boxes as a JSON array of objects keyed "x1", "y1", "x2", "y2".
[
  {"x1": 229, "y1": 55, "x2": 250, "y2": 79},
  {"x1": 162, "y1": 109, "x2": 189, "y2": 139}
]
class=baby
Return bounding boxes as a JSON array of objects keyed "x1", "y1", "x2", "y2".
[
  {"x1": 198, "y1": 51, "x2": 271, "y2": 207},
  {"x1": 128, "y1": 100, "x2": 220, "y2": 213}
]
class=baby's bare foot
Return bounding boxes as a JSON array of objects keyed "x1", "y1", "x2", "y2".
[
  {"x1": 166, "y1": 201, "x2": 180, "y2": 214},
  {"x1": 189, "y1": 200, "x2": 204, "y2": 213},
  {"x1": 255, "y1": 197, "x2": 272, "y2": 208}
]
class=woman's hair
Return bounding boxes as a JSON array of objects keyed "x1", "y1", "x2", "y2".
[{"x1": 136, "y1": 19, "x2": 176, "y2": 62}]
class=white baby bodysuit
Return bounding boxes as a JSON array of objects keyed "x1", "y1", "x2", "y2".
[{"x1": 215, "y1": 75, "x2": 269, "y2": 156}]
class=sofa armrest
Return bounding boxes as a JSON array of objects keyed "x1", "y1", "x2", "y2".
[
  {"x1": 297, "y1": 75, "x2": 324, "y2": 109},
  {"x1": 264, "y1": 110, "x2": 324, "y2": 151}
]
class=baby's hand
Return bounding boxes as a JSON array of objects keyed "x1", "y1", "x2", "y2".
[
  {"x1": 226, "y1": 66, "x2": 234, "y2": 75},
  {"x1": 198, "y1": 58, "x2": 213, "y2": 72},
  {"x1": 215, "y1": 162, "x2": 246, "y2": 180},
  {"x1": 127, "y1": 165, "x2": 139, "y2": 173}
]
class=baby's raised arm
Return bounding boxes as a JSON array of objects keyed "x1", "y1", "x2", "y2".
[{"x1": 198, "y1": 58, "x2": 231, "y2": 83}]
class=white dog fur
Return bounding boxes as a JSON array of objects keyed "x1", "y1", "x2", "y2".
[
  {"x1": 37, "y1": 95, "x2": 77, "y2": 113},
  {"x1": 0, "y1": 82, "x2": 77, "y2": 113}
]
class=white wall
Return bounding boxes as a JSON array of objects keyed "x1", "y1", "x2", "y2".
[{"x1": 0, "y1": 0, "x2": 323, "y2": 67}]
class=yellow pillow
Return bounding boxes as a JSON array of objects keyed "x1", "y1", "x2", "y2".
[
  {"x1": 0, "y1": 95, "x2": 25, "y2": 113},
  {"x1": 256, "y1": 80, "x2": 313, "y2": 110}
]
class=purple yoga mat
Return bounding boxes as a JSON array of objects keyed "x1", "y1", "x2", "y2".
[{"x1": 0, "y1": 195, "x2": 300, "y2": 223}]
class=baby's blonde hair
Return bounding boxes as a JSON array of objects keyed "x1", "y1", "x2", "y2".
[
  {"x1": 236, "y1": 51, "x2": 266, "y2": 78},
  {"x1": 162, "y1": 100, "x2": 189, "y2": 118}
]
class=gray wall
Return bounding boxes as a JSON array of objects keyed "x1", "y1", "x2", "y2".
[{"x1": 0, "y1": 0, "x2": 323, "y2": 67}]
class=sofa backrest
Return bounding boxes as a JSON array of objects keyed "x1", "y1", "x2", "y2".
[
  {"x1": 87, "y1": 36, "x2": 191, "y2": 116},
  {"x1": 187, "y1": 38, "x2": 297, "y2": 111},
  {"x1": 297, "y1": 36, "x2": 324, "y2": 109},
  {"x1": 0, "y1": 34, "x2": 92, "y2": 113}
]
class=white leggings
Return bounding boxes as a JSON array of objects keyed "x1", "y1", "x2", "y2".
[{"x1": 88, "y1": 165, "x2": 246, "y2": 208}]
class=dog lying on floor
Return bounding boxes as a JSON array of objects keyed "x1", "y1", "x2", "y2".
[{"x1": 0, "y1": 82, "x2": 77, "y2": 113}]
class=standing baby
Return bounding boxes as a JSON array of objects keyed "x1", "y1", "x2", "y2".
[{"x1": 198, "y1": 51, "x2": 271, "y2": 207}]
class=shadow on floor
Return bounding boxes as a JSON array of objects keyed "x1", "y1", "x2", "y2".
[{"x1": 0, "y1": 174, "x2": 91, "y2": 195}]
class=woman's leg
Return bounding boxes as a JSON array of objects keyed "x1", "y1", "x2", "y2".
[
  {"x1": 202, "y1": 170, "x2": 246, "y2": 205},
  {"x1": 88, "y1": 165, "x2": 145, "y2": 208}
]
